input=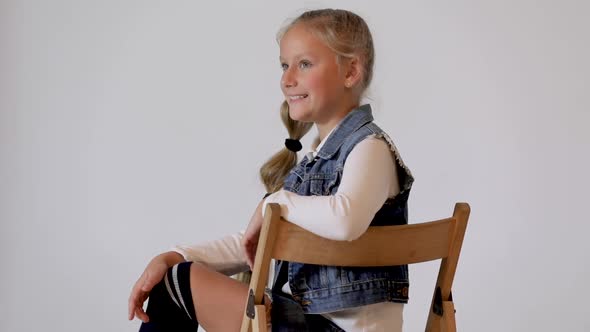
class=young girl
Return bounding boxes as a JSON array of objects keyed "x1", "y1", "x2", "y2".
[{"x1": 128, "y1": 8, "x2": 413, "y2": 331}]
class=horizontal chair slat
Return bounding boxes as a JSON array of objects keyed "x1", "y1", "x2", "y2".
[{"x1": 272, "y1": 217, "x2": 454, "y2": 266}]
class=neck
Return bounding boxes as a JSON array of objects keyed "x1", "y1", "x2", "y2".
[{"x1": 316, "y1": 102, "x2": 360, "y2": 141}]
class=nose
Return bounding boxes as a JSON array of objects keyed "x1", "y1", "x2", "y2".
[{"x1": 281, "y1": 67, "x2": 297, "y2": 88}]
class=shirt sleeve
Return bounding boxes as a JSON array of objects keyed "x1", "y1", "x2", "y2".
[
  {"x1": 171, "y1": 231, "x2": 250, "y2": 276},
  {"x1": 262, "y1": 135, "x2": 400, "y2": 241}
]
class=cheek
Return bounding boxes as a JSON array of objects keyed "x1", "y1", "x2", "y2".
[
  {"x1": 308, "y1": 68, "x2": 343, "y2": 98},
  {"x1": 306, "y1": 74, "x2": 331, "y2": 97}
]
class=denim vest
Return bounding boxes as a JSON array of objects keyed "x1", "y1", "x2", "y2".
[{"x1": 272, "y1": 104, "x2": 415, "y2": 314}]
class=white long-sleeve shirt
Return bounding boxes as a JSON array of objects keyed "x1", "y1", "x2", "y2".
[
  {"x1": 262, "y1": 134, "x2": 400, "y2": 241},
  {"x1": 173, "y1": 132, "x2": 404, "y2": 332}
]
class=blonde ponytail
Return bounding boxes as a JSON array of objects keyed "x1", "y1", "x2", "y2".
[{"x1": 259, "y1": 101, "x2": 313, "y2": 193}]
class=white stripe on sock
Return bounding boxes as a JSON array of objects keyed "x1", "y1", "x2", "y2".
[
  {"x1": 163, "y1": 271, "x2": 180, "y2": 308},
  {"x1": 172, "y1": 264, "x2": 193, "y2": 320}
]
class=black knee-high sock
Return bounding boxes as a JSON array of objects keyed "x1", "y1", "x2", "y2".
[{"x1": 139, "y1": 261, "x2": 199, "y2": 332}]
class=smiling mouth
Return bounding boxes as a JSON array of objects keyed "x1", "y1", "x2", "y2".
[{"x1": 288, "y1": 94, "x2": 308, "y2": 101}]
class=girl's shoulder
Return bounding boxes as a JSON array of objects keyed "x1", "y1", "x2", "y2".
[{"x1": 339, "y1": 121, "x2": 388, "y2": 152}]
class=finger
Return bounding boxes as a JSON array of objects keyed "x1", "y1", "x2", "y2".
[
  {"x1": 136, "y1": 307, "x2": 150, "y2": 323},
  {"x1": 128, "y1": 289, "x2": 146, "y2": 320},
  {"x1": 241, "y1": 237, "x2": 250, "y2": 249},
  {"x1": 128, "y1": 294, "x2": 134, "y2": 320},
  {"x1": 128, "y1": 281, "x2": 144, "y2": 320},
  {"x1": 248, "y1": 252, "x2": 255, "y2": 270},
  {"x1": 128, "y1": 300, "x2": 136, "y2": 321},
  {"x1": 242, "y1": 241, "x2": 250, "y2": 257},
  {"x1": 246, "y1": 247, "x2": 254, "y2": 266},
  {"x1": 128, "y1": 296, "x2": 139, "y2": 321},
  {"x1": 244, "y1": 250, "x2": 252, "y2": 269}
]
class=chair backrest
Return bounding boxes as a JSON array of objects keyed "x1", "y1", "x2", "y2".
[{"x1": 241, "y1": 202, "x2": 470, "y2": 332}]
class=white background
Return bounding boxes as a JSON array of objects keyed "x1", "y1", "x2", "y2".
[{"x1": 1, "y1": 0, "x2": 588, "y2": 331}]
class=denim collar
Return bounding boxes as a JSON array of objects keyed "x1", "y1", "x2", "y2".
[{"x1": 316, "y1": 104, "x2": 374, "y2": 160}]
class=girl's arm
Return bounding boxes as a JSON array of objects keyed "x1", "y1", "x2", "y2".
[
  {"x1": 263, "y1": 136, "x2": 399, "y2": 241},
  {"x1": 172, "y1": 231, "x2": 250, "y2": 276}
]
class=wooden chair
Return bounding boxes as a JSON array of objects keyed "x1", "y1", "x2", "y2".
[{"x1": 240, "y1": 202, "x2": 470, "y2": 332}]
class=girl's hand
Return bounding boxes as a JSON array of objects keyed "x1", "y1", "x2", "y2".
[
  {"x1": 127, "y1": 252, "x2": 184, "y2": 322},
  {"x1": 242, "y1": 199, "x2": 266, "y2": 270}
]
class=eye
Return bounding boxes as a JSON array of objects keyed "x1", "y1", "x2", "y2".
[
  {"x1": 299, "y1": 60, "x2": 312, "y2": 69},
  {"x1": 281, "y1": 63, "x2": 288, "y2": 71}
]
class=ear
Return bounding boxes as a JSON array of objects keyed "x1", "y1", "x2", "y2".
[{"x1": 343, "y1": 56, "x2": 363, "y2": 88}]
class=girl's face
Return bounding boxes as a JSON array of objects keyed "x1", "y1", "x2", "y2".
[{"x1": 279, "y1": 23, "x2": 350, "y2": 125}]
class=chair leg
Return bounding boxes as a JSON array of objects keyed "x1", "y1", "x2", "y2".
[
  {"x1": 252, "y1": 305, "x2": 267, "y2": 332},
  {"x1": 442, "y1": 301, "x2": 456, "y2": 332}
]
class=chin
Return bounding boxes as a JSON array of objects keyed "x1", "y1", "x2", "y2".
[
  {"x1": 289, "y1": 111, "x2": 313, "y2": 123},
  {"x1": 287, "y1": 106, "x2": 312, "y2": 122}
]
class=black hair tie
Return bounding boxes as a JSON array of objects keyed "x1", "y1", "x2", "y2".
[{"x1": 285, "y1": 138, "x2": 302, "y2": 152}]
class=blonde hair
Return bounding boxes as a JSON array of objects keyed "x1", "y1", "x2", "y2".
[{"x1": 259, "y1": 9, "x2": 375, "y2": 193}]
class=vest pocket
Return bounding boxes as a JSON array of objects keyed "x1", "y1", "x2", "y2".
[{"x1": 308, "y1": 173, "x2": 339, "y2": 196}]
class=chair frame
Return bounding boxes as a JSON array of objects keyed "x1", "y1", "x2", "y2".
[{"x1": 240, "y1": 202, "x2": 470, "y2": 332}]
